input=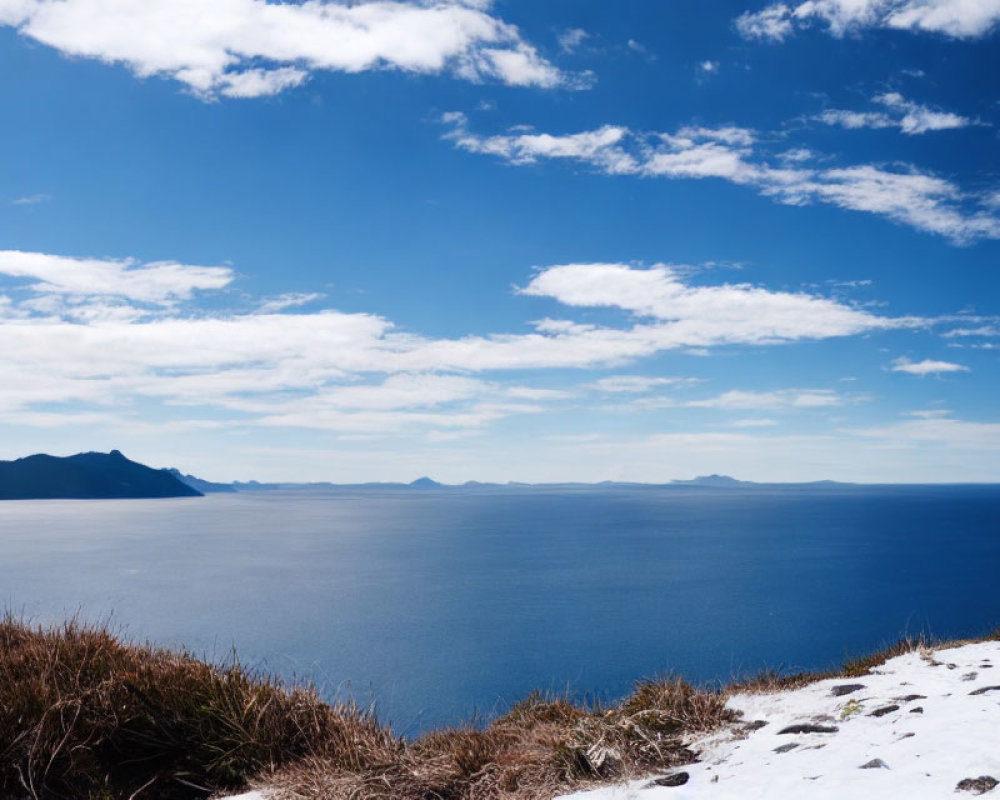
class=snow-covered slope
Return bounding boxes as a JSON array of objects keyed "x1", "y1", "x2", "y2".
[{"x1": 558, "y1": 641, "x2": 1000, "y2": 800}]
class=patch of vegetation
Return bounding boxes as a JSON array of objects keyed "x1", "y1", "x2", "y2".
[
  {"x1": 839, "y1": 699, "x2": 863, "y2": 719},
  {"x1": 0, "y1": 616, "x2": 395, "y2": 800},
  {"x1": 842, "y1": 635, "x2": 926, "y2": 677},
  {"x1": 261, "y1": 678, "x2": 734, "y2": 800},
  {"x1": 2, "y1": 618, "x2": 998, "y2": 800}
]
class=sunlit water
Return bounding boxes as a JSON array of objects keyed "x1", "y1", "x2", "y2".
[{"x1": 1, "y1": 485, "x2": 998, "y2": 734}]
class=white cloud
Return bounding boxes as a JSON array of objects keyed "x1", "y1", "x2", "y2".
[
  {"x1": 846, "y1": 415, "x2": 1000, "y2": 448},
  {"x1": 0, "y1": 251, "x2": 917, "y2": 435},
  {"x1": 614, "y1": 387, "x2": 848, "y2": 413},
  {"x1": 890, "y1": 356, "x2": 970, "y2": 375},
  {"x1": 907, "y1": 409, "x2": 952, "y2": 418},
  {"x1": 735, "y1": 3, "x2": 796, "y2": 39},
  {"x1": 0, "y1": 0, "x2": 571, "y2": 98},
  {"x1": 686, "y1": 389, "x2": 844, "y2": 409},
  {"x1": 728, "y1": 417, "x2": 780, "y2": 427},
  {"x1": 246, "y1": 374, "x2": 552, "y2": 432},
  {"x1": 0, "y1": 250, "x2": 233, "y2": 304},
  {"x1": 700, "y1": 59, "x2": 720, "y2": 73},
  {"x1": 444, "y1": 116, "x2": 1000, "y2": 243},
  {"x1": 817, "y1": 92, "x2": 971, "y2": 135},
  {"x1": 736, "y1": 0, "x2": 1000, "y2": 40},
  {"x1": 257, "y1": 292, "x2": 325, "y2": 313},
  {"x1": 783, "y1": 165, "x2": 1000, "y2": 243},
  {"x1": 875, "y1": 92, "x2": 972, "y2": 133},
  {"x1": 557, "y1": 27, "x2": 588, "y2": 53},
  {"x1": 519, "y1": 263, "x2": 910, "y2": 345},
  {"x1": 12, "y1": 193, "x2": 50, "y2": 205},
  {"x1": 943, "y1": 325, "x2": 999, "y2": 338},
  {"x1": 588, "y1": 375, "x2": 695, "y2": 393},
  {"x1": 445, "y1": 115, "x2": 638, "y2": 173}
]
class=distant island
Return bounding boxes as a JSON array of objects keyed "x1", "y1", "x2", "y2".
[{"x1": 0, "y1": 450, "x2": 202, "y2": 500}]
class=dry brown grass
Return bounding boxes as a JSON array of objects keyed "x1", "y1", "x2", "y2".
[
  {"x1": 0, "y1": 616, "x2": 395, "y2": 800},
  {"x1": 733, "y1": 634, "x2": 935, "y2": 694},
  {"x1": 260, "y1": 679, "x2": 734, "y2": 800},
  {"x1": 841, "y1": 634, "x2": 927, "y2": 677},
  {"x1": 5, "y1": 618, "x2": 998, "y2": 800}
]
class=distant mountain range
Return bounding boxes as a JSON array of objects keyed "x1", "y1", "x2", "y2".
[
  {"x1": 0, "y1": 450, "x2": 202, "y2": 500},
  {"x1": 176, "y1": 472, "x2": 853, "y2": 492},
  {"x1": 0, "y1": 450, "x2": 865, "y2": 501}
]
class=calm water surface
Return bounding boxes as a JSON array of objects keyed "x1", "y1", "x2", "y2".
[{"x1": 1, "y1": 486, "x2": 998, "y2": 733}]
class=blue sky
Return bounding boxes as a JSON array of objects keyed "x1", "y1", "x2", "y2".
[{"x1": 0, "y1": 0, "x2": 998, "y2": 483}]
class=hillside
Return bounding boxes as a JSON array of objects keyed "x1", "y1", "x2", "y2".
[{"x1": 0, "y1": 450, "x2": 202, "y2": 500}]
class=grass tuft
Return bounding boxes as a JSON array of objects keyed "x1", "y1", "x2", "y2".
[{"x1": 841, "y1": 635, "x2": 926, "y2": 677}]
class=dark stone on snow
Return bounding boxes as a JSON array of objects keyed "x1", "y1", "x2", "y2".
[
  {"x1": 648, "y1": 772, "x2": 690, "y2": 788},
  {"x1": 743, "y1": 719, "x2": 768, "y2": 731},
  {"x1": 969, "y1": 686, "x2": 1000, "y2": 696},
  {"x1": 897, "y1": 694, "x2": 926, "y2": 702},
  {"x1": 830, "y1": 683, "x2": 866, "y2": 697},
  {"x1": 868, "y1": 704, "x2": 900, "y2": 717},
  {"x1": 773, "y1": 743, "x2": 799, "y2": 753},
  {"x1": 956, "y1": 776, "x2": 998, "y2": 795},
  {"x1": 778, "y1": 724, "x2": 839, "y2": 735},
  {"x1": 860, "y1": 759, "x2": 889, "y2": 770},
  {"x1": 909, "y1": 706, "x2": 924, "y2": 714}
]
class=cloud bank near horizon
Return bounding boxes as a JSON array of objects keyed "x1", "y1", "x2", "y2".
[{"x1": 0, "y1": 250, "x2": 915, "y2": 436}]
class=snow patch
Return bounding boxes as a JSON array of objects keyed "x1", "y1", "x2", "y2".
[{"x1": 557, "y1": 641, "x2": 1000, "y2": 800}]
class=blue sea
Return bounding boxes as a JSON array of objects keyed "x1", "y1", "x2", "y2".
[{"x1": 1, "y1": 485, "x2": 998, "y2": 734}]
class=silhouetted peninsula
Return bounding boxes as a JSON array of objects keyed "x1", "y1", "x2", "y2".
[
  {"x1": 166, "y1": 468, "x2": 236, "y2": 494},
  {"x1": 0, "y1": 450, "x2": 202, "y2": 500}
]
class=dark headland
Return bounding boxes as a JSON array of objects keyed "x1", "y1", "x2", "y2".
[{"x1": 0, "y1": 450, "x2": 202, "y2": 500}]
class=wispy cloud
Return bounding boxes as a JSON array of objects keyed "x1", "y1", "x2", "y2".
[
  {"x1": 557, "y1": 27, "x2": 589, "y2": 53},
  {"x1": 736, "y1": 0, "x2": 1000, "y2": 41},
  {"x1": 728, "y1": 417, "x2": 779, "y2": 427},
  {"x1": 443, "y1": 114, "x2": 1000, "y2": 243},
  {"x1": 942, "y1": 325, "x2": 999, "y2": 338},
  {"x1": 686, "y1": 389, "x2": 845, "y2": 409},
  {"x1": 0, "y1": 0, "x2": 574, "y2": 98},
  {"x1": 890, "y1": 357, "x2": 970, "y2": 375},
  {"x1": 816, "y1": 92, "x2": 972, "y2": 135},
  {"x1": 0, "y1": 250, "x2": 233, "y2": 305},
  {"x1": 12, "y1": 193, "x2": 50, "y2": 206},
  {"x1": 587, "y1": 375, "x2": 698, "y2": 393},
  {"x1": 256, "y1": 292, "x2": 325, "y2": 314},
  {"x1": 845, "y1": 415, "x2": 1000, "y2": 449},
  {"x1": 611, "y1": 387, "x2": 850, "y2": 413},
  {"x1": 518, "y1": 263, "x2": 906, "y2": 345},
  {"x1": 0, "y1": 251, "x2": 917, "y2": 433}
]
